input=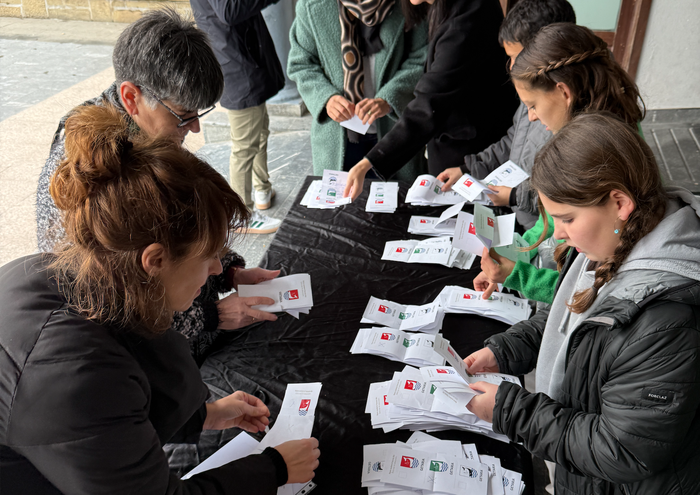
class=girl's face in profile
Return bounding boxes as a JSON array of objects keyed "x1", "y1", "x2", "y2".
[
  {"x1": 158, "y1": 252, "x2": 223, "y2": 312},
  {"x1": 514, "y1": 79, "x2": 572, "y2": 133}
]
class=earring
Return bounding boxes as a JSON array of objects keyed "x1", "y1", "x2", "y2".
[{"x1": 614, "y1": 217, "x2": 621, "y2": 235}]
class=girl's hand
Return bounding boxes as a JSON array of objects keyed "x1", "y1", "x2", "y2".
[
  {"x1": 233, "y1": 267, "x2": 280, "y2": 289},
  {"x1": 464, "y1": 347, "x2": 499, "y2": 374},
  {"x1": 466, "y1": 382, "x2": 498, "y2": 423},
  {"x1": 204, "y1": 391, "x2": 270, "y2": 432},
  {"x1": 486, "y1": 185, "x2": 512, "y2": 206},
  {"x1": 436, "y1": 167, "x2": 463, "y2": 191},
  {"x1": 356, "y1": 98, "x2": 391, "y2": 126},
  {"x1": 480, "y1": 247, "x2": 515, "y2": 285},
  {"x1": 326, "y1": 95, "x2": 355, "y2": 122},
  {"x1": 216, "y1": 293, "x2": 278, "y2": 330},
  {"x1": 275, "y1": 438, "x2": 321, "y2": 484},
  {"x1": 343, "y1": 159, "x2": 372, "y2": 200}
]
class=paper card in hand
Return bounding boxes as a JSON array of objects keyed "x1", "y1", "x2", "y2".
[
  {"x1": 482, "y1": 160, "x2": 529, "y2": 188},
  {"x1": 238, "y1": 274, "x2": 313, "y2": 315},
  {"x1": 473, "y1": 204, "x2": 515, "y2": 248},
  {"x1": 451, "y1": 212, "x2": 485, "y2": 256},
  {"x1": 321, "y1": 170, "x2": 352, "y2": 206}
]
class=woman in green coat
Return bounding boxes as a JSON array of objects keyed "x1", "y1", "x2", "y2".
[{"x1": 288, "y1": 0, "x2": 428, "y2": 178}]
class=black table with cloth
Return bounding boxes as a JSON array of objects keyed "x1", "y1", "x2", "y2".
[{"x1": 199, "y1": 176, "x2": 534, "y2": 494}]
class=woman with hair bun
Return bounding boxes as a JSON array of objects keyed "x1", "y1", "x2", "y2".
[
  {"x1": 0, "y1": 105, "x2": 320, "y2": 494},
  {"x1": 464, "y1": 112, "x2": 700, "y2": 495}
]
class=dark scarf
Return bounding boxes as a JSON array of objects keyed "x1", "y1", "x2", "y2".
[{"x1": 337, "y1": 0, "x2": 395, "y2": 142}]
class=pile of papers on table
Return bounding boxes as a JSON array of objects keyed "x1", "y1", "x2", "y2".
[
  {"x1": 366, "y1": 181, "x2": 399, "y2": 213},
  {"x1": 382, "y1": 237, "x2": 476, "y2": 270},
  {"x1": 350, "y1": 328, "x2": 447, "y2": 367},
  {"x1": 362, "y1": 431, "x2": 526, "y2": 495},
  {"x1": 408, "y1": 201, "x2": 464, "y2": 236},
  {"x1": 362, "y1": 296, "x2": 445, "y2": 333},
  {"x1": 238, "y1": 274, "x2": 313, "y2": 319},
  {"x1": 366, "y1": 339, "x2": 520, "y2": 442},
  {"x1": 452, "y1": 161, "x2": 529, "y2": 204},
  {"x1": 406, "y1": 175, "x2": 464, "y2": 206},
  {"x1": 300, "y1": 170, "x2": 352, "y2": 209},
  {"x1": 436, "y1": 286, "x2": 531, "y2": 325}
]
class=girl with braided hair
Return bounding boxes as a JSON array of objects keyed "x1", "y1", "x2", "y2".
[
  {"x1": 473, "y1": 22, "x2": 646, "y2": 305},
  {"x1": 464, "y1": 112, "x2": 700, "y2": 495}
]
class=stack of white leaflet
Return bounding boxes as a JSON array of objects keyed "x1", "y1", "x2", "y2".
[
  {"x1": 362, "y1": 431, "x2": 526, "y2": 495},
  {"x1": 366, "y1": 181, "x2": 399, "y2": 213},
  {"x1": 365, "y1": 341, "x2": 520, "y2": 442},
  {"x1": 238, "y1": 274, "x2": 313, "y2": 319},
  {"x1": 350, "y1": 328, "x2": 447, "y2": 367},
  {"x1": 451, "y1": 161, "x2": 529, "y2": 204},
  {"x1": 408, "y1": 201, "x2": 465, "y2": 236},
  {"x1": 361, "y1": 296, "x2": 445, "y2": 333},
  {"x1": 436, "y1": 286, "x2": 531, "y2": 325},
  {"x1": 382, "y1": 238, "x2": 476, "y2": 270},
  {"x1": 300, "y1": 170, "x2": 352, "y2": 209},
  {"x1": 406, "y1": 175, "x2": 464, "y2": 206}
]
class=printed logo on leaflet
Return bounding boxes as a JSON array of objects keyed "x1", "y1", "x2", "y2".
[
  {"x1": 460, "y1": 466, "x2": 479, "y2": 478},
  {"x1": 400, "y1": 456, "x2": 420, "y2": 469},
  {"x1": 284, "y1": 290, "x2": 299, "y2": 300},
  {"x1": 420, "y1": 179, "x2": 429, "y2": 187},
  {"x1": 414, "y1": 248, "x2": 427, "y2": 254},
  {"x1": 404, "y1": 380, "x2": 421, "y2": 391},
  {"x1": 430, "y1": 461, "x2": 449, "y2": 472},
  {"x1": 468, "y1": 222, "x2": 476, "y2": 235},
  {"x1": 403, "y1": 338, "x2": 416, "y2": 348},
  {"x1": 378, "y1": 305, "x2": 391, "y2": 314},
  {"x1": 396, "y1": 247, "x2": 409, "y2": 253},
  {"x1": 503, "y1": 476, "x2": 510, "y2": 487},
  {"x1": 436, "y1": 368, "x2": 455, "y2": 374},
  {"x1": 487, "y1": 217, "x2": 495, "y2": 227},
  {"x1": 328, "y1": 189, "x2": 337, "y2": 197},
  {"x1": 464, "y1": 179, "x2": 474, "y2": 187},
  {"x1": 463, "y1": 294, "x2": 477, "y2": 299},
  {"x1": 375, "y1": 200, "x2": 384, "y2": 204},
  {"x1": 380, "y1": 333, "x2": 396, "y2": 341},
  {"x1": 448, "y1": 347, "x2": 456, "y2": 358},
  {"x1": 399, "y1": 312, "x2": 411, "y2": 320},
  {"x1": 372, "y1": 462, "x2": 384, "y2": 472},
  {"x1": 298, "y1": 399, "x2": 311, "y2": 416},
  {"x1": 383, "y1": 395, "x2": 389, "y2": 405},
  {"x1": 430, "y1": 384, "x2": 437, "y2": 394},
  {"x1": 420, "y1": 307, "x2": 431, "y2": 314},
  {"x1": 420, "y1": 219, "x2": 428, "y2": 224}
]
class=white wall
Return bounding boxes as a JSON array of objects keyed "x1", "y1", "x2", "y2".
[{"x1": 635, "y1": 0, "x2": 700, "y2": 109}]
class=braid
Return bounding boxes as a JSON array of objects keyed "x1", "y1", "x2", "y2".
[{"x1": 536, "y1": 47, "x2": 610, "y2": 76}]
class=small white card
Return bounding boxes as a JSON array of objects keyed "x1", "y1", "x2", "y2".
[
  {"x1": 340, "y1": 114, "x2": 370, "y2": 135},
  {"x1": 366, "y1": 181, "x2": 399, "y2": 213},
  {"x1": 238, "y1": 274, "x2": 313, "y2": 316}
]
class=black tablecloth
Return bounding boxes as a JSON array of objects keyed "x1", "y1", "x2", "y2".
[{"x1": 200, "y1": 176, "x2": 534, "y2": 494}]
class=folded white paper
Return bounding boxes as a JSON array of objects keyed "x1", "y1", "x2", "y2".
[
  {"x1": 340, "y1": 114, "x2": 370, "y2": 135},
  {"x1": 361, "y1": 296, "x2": 444, "y2": 332},
  {"x1": 473, "y1": 204, "x2": 515, "y2": 249},
  {"x1": 182, "y1": 433, "x2": 259, "y2": 480},
  {"x1": 406, "y1": 175, "x2": 464, "y2": 206},
  {"x1": 452, "y1": 161, "x2": 529, "y2": 203},
  {"x1": 438, "y1": 286, "x2": 531, "y2": 325},
  {"x1": 238, "y1": 274, "x2": 313, "y2": 318},
  {"x1": 382, "y1": 238, "x2": 475, "y2": 271},
  {"x1": 320, "y1": 169, "x2": 352, "y2": 206}
]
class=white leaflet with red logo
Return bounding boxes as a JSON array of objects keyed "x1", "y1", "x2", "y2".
[
  {"x1": 383, "y1": 238, "x2": 475, "y2": 270},
  {"x1": 406, "y1": 174, "x2": 464, "y2": 206},
  {"x1": 300, "y1": 180, "x2": 336, "y2": 209},
  {"x1": 366, "y1": 181, "x2": 399, "y2": 213},
  {"x1": 238, "y1": 273, "x2": 313, "y2": 317},
  {"x1": 365, "y1": 381, "x2": 402, "y2": 432},
  {"x1": 482, "y1": 160, "x2": 529, "y2": 188},
  {"x1": 320, "y1": 169, "x2": 352, "y2": 205},
  {"x1": 350, "y1": 328, "x2": 446, "y2": 367},
  {"x1": 452, "y1": 211, "x2": 486, "y2": 256},
  {"x1": 408, "y1": 216, "x2": 457, "y2": 236},
  {"x1": 387, "y1": 367, "x2": 435, "y2": 410},
  {"x1": 361, "y1": 297, "x2": 443, "y2": 332},
  {"x1": 452, "y1": 173, "x2": 493, "y2": 202},
  {"x1": 380, "y1": 446, "x2": 435, "y2": 491},
  {"x1": 444, "y1": 287, "x2": 531, "y2": 325}
]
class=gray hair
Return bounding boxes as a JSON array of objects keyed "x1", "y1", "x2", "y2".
[{"x1": 112, "y1": 8, "x2": 224, "y2": 111}]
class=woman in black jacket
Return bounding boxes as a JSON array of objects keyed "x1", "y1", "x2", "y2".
[
  {"x1": 465, "y1": 113, "x2": 700, "y2": 495},
  {"x1": 344, "y1": 0, "x2": 517, "y2": 199},
  {"x1": 0, "y1": 105, "x2": 319, "y2": 494}
]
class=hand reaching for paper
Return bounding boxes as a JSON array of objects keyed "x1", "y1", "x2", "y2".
[
  {"x1": 486, "y1": 185, "x2": 512, "y2": 206},
  {"x1": 436, "y1": 166, "x2": 463, "y2": 192},
  {"x1": 463, "y1": 347, "x2": 499, "y2": 374},
  {"x1": 275, "y1": 438, "x2": 321, "y2": 483},
  {"x1": 344, "y1": 158, "x2": 372, "y2": 201},
  {"x1": 466, "y1": 382, "x2": 498, "y2": 423},
  {"x1": 355, "y1": 98, "x2": 390, "y2": 126},
  {"x1": 216, "y1": 293, "x2": 278, "y2": 330},
  {"x1": 204, "y1": 391, "x2": 270, "y2": 432},
  {"x1": 477, "y1": 247, "x2": 515, "y2": 299}
]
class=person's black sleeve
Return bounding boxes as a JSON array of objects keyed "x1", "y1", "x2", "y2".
[{"x1": 205, "y1": 0, "x2": 280, "y2": 26}]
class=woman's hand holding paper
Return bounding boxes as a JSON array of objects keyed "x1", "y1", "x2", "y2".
[
  {"x1": 204, "y1": 391, "x2": 270, "y2": 432},
  {"x1": 216, "y1": 293, "x2": 278, "y2": 330},
  {"x1": 466, "y1": 382, "x2": 498, "y2": 423}
]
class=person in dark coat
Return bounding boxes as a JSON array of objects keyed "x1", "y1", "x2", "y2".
[
  {"x1": 343, "y1": 0, "x2": 518, "y2": 199},
  {"x1": 191, "y1": 0, "x2": 286, "y2": 234},
  {"x1": 0, "y1": 103, "x2": 320, "y2": 494},
  {"x1": 465, "y1": 113, "x2": 700, "y2": 495},
  {"x1": 35, "y1": 9, "x2": 282, "y2": 363}
]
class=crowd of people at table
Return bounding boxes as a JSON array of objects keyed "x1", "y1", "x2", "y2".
[{"x1": 0, "y1": 0, "x2": 699, "y2": 493}]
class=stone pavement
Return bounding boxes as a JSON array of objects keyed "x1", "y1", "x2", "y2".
[{"x1": 0, "y1": 17, "x2": 312, "y2": 268}]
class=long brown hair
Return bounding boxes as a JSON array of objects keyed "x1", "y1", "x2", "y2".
[
  {"x1": 510, "y1": 23, "x2": 645, "y2": 127},
  {"x1": 531, "y1": 112, "x2": 667, "y2": 313},
  {"x1": 50, "y1": 104, "x2": 248, "y2": 334}
]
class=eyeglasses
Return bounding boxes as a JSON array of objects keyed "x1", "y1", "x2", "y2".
[{"x1": 140, "y1": 87, "x2": 216, "y2": 128}]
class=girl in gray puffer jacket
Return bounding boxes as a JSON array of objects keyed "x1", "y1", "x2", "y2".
[{"x1": 465, "y1": 113, "x2": 700, "y2": 495}]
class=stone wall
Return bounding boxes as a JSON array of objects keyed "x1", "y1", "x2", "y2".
[{"x1": 0, "y1": 0, "x2": 190, "y2": 23}]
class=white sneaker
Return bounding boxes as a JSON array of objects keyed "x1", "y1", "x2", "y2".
[
  {"x1": 237, "y1": 211, "x2": 282, "y2": 234},
  {"x1": 254, "y1": 188, "x2": 275, "y2": 210}
]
